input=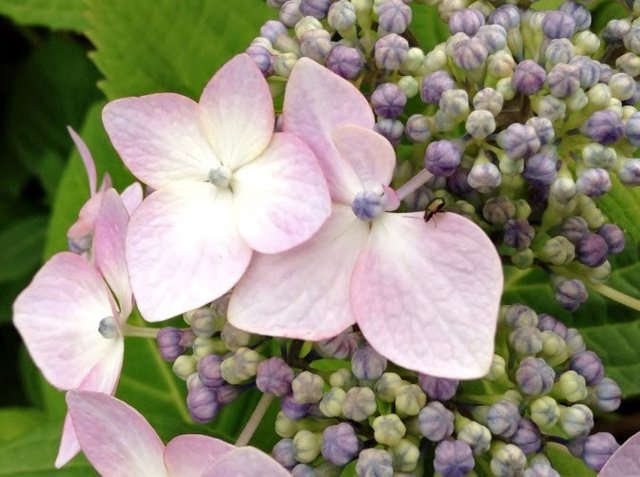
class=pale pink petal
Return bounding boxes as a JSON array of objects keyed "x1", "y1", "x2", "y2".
[
  {"x1": 67, "y1": 191, "x2": 105, "y2": 254},
  {"x1": 66, "y1": 391, "x2": 168, "y2": 477},
  {"x1": 283, "y1": 58, "x2": 374, "y2": 203},
  {"x1": 94, "y1": 189, "x2": 133, "y2": 318},
  {"x1": 120, "y1": 182, "x2": 143, "y2": 216},
  {"x1": 199, "y1": 54, "x2": 274, "y2": 170},
  {"x1": 102, "y1": 94, "x2": 217, "y2": 190},
  {"x1": 68, "y1": 127, "x2": 97, "y2": 196},
  {"x1": 99, "y1": 173, "x2": 113, "y2": 193},
  {"x1": 233, "y1": 132, "x2": 330, "y2": 254},
  {"x1": 228, "y1": 205, "x2": 367, "y2": 339},
  {"x1": 13, "y1": 252, "x2": 116, "y2": 389},
  {"x1": 55, "y1": 414, "x2": 81, "y2": 468},
  {"x1": 331, "y1": 125, "x2": 396, "y2": 193},
  {"x1": 200, "y1": 447, "x2": 290, "y2": 477},
  {"x1": 599, "y1": 431, "x2": 640, "y2": 477},
  {"x1": 164, "y1": 435, "x2": 233, "y2": 476},
  {"x1": 352, "y1": 212, "x2": 503, "y2": 379},
  {"x1": 126, "y1": 183, "x2": 252, "y2": 322}
]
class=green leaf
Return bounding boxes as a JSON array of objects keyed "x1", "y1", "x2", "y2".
[
  {"x1": 503, "y1": 243, "x2": 640, "y2": 397},
  {"x1": 0, "y1": 0, "x2": 86, "y2": 31},
  {"x1": 410, "y1": 3, "x2": 448, "y2": 53},
  {"x1": 0, "y1": 217, "x2": 47, "y2": 283},
  {"x1": 0, "y1": 408, "x2": 44, "y2": 443},
  {"x1": 598, "y1": 175, "x2": 640, "y2": 243},
  {"x1": 86, "y1": 0, "x2": 273, "y2": 100},
  {"x1": 3, "y1": 35, "x2": 101, "y2": 201},
  {"x1": 546, "y1": 442, "x2": 595, "y2": 477},
  {"x1": 310, "y1": 358, "x2": 351, "y2": 372}
]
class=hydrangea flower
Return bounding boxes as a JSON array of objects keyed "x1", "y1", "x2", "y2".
[
  {"x1": 13, "y1": 187, "x2": 133, "y2": 467},
  {"x1": 229, "y1": 59, "x2": 503, "y2": 379},
  {"x1": 599, "y1": 430, "x2": 640, "y2": 477},
  {"x1": 66, "y1": 390, "x2": 290, "y2": 476},
  {"x1": 102, "y1": 54, "x2": 331, "y2": 322}
]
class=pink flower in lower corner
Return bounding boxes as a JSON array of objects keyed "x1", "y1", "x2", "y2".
[
  {"x1": 101, "y1": 53, "x2": 331, "y2": 323},
  {"x1": 228, "y1": 58, "x2": 504, "y2": 379},
  {"x1": 66, "y1": 390, "x2": 290, "y2": 477},
  {"x1": 13, "y1": 188, "x2": 133, "y2": 467}
]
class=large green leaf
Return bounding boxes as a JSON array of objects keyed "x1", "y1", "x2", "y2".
[
  {"x1": 410, "y1": 3, "x2": 448, "y2": 53},
  {"x1": 598, "y1": 176, "x2": 640, "y2": 243},
  {"x1": 86, "y1": 0, "x2": 273, "y2": 100},
  {"x1": 0, "y1": 217, "x2": 47, "y2": 283},
  {"x1": 0, "y1": 0, "x2": 86, "y2": 31}
]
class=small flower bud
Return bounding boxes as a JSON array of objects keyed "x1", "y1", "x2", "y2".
[
  {"x1": 187, "y1": 385, "x2": 219, "y2": 423},
  {"x1": 570, "y1": 351, "x2": 604, "y2": 386},
  {"x1": 356, "y1": 449, "x2": 393, "y2": 477},
  {"x1": 293, "y1": 430, "x2": 321, "y2": 463},
  {"x1": 529, "y1": 396, "x2": 560, "y2": 429},
  {"x1": 173, "y1": 355, "x2": 197, "y2": 380},
  {"x1": 533, "y1": 94, "x2": 566, "y2": 121},
  {"x1": 491, "y1": 443, "x2": 527, "y2": 477},
  {"x1": 327, "y1": 0, "x2": 356, "y2": 31},
  {"x1": 418, "y1": 375, "x2": 459, "y2": 401},
  {"x1": 273, "y1": 439, "x2": 297, "y2": 469},
  {"x1": 591, "y1": 377, "x2": 621, "y2": 412},
  {"x1": 158, "y1": 327, "x2": 193, "y2": 361},
  {"x1": 273, "y1": 52, "x2": 298, "y2": 78},
  {"x1": 375, "y1": 33, "x2": 409, "y2": 70},
  {"x1": 576, "y1": 168, "x2": 612, "y2": 197},
  {"x1": 526, "y1": 117, "x2": 554, "y2": 145},
  {"x1": 220, "y1": 347, "x2": 263, "y2": 384},
  {"x1": 504, "y1": 219, "x2": 535, "y2": 250},
  {"x1": 476, "y1": 24, "x2": 507, "y2": 53},
  {"x1": 371, "y1": 83, "x2": 407, "y2": 118},
  {"x1": 325, "y1": 44, "x2": 363, "y2": 79},
  {"x1": 316, "y1": 329, "x2": 359, "y2": 358},
  {"x1": 197, "y1": 354, "x2": 224, "y2": 387},
  {"x1": 395, "y1": 384, "x2": 427, "y2": 416},
  {"x1": 597, "y1": 224, "x2": 625, "y2": 255},
  {"x1": 619, "y1": 158, "x2": 640, "y2": 185},
  {"x1": 300, "y1": 29, "x2": 332, "y2": 62},
  {"x1": 468, "y1": 159, "x2": 501, "y2": 193},
  {"x1": 321, "y1": 423, "x2": 360, "y2": 465},
  {"x1": 555, "y1": 279, "x2": 588, "y2": 311},
  {"x1": 473, "y1": 87, "x2": 503, "y2": 115},
  {"x1": 542, "y1": 11, "x2": 575, "y2": 39},
  {"x1": 559, "y1": 216, "x2": 589, "y2": 244},
  {"x1": 329, "y1": 368, "x2": 356, "y2": 389},
  {"x1": 458, "y1": 421, "x2": 492, "y2": 454},
  {"x1": 375, "y1": 372, "x2": 405, "y2": 402},
  {"x1": 319, "y1": 387, "x2": 346, "y2": 417},
  {"x1": 220, "y1": 322, "x2": 252, "y2": 351},
  {"x1": 424, "y1": 140, "x2": 462, "y2": 177},
  {"x1": 372, "y1": 413, "x2": 406, "y2": 446},
  {"x1": 553, "y1": 370, "x2": 588, "y2": 402},
  {"x1": 418, "y1": 401, "x2": 455, "y2": 441},
  {"x1": 397, "y1": 75, "x2": 419, "y2": 98},
  {"x1": 434, "y1": 440, "x2": 475, "y2": 477},
  {"x1": 342, "y1": 387, "x2": 377, "y2": 421},
  {"x1": 449, "y1": 8, "x2": 485, "y2": 35},
  {"x1": 510, "y1": 418, "x2": 542, "y2": 454},
  {"x1": 374, "y1": 118, "x2": 403, "y2": 146},
  {"x1": 545, "y1": 39, "x2": 575, "y2": 66},
  {"x1": 526, "y1": 454, "x2": 560, "y2": 477},
  {"x1": 275, "y1": 411, "x2": 299, "y2": 437},
  {"x1": 292, "y1": 371, "x2": 325, "y2": 404},
  {"x1": 509, "y1": 326, "x2": 543, "y2": 356},
  {"x1": 421, "y1": 71, "x2": 455, "y2": 104},
  {"x1": 539, "y1": 236, "x2": 575, "y2": 266},
  {"x1": 487, "y1": 400, "x2": 521, "y2": 438},
  {"x1": 576, "y1": 233, "x2": 609, "y2": 266},
  {"x1": 582, "y1": 109, "x2": 624, "y2": 145},
  {"x1": 453, "y1": 38, "x2": 488, "y2": 70},
  {"x1": 560, "y1": 404, "x2": 593, "y2": 437},
  {"x1": 603, "y1": 18, "x2": 631, "y2": 41},
  {"x1": 498, "y1": 124, "x2": 541, "y2": 159},
  {"x1": 582, "y1": 432, "x2": 620, "y2": 471},
  {"x1": 465, "y1": 109, "x2": 496, "y2": 139},
  {"x1": 486, "y1": 354, "x2": 507, "y2": 381},
  {"x1": 281, "y1": 393, "x2": 311, "y2": 420},
  {"x1": 405, "y1": 114, "x2": 431, "y2": 143},
  {"x1": 279, "y1": 1, "x2": 303, "y2": 27},
  {"x1": 352, "y1": 346, "x2": 387, "y2": 380},
  {"x1": 488, "y1": 5, "x2": 520, "y2": 29},
  {"x1": 547, "y1": 63, "x2": 580, "y2": 98},
  {"x1": 559, "y1": 1, "x2": 591, "y2": 30},
  {"x1": 299, "y1": 0, "x2": 330, "y2": 19},
  {"x1": 376, "y1": 0, "x2": 412, "y2": 34},
  {"x1": 516, "y1": 357, "x2": 555, "y2": 396},
  {"x1": 524, "y1": 146, "x2": 558, "y2": 186},
  {"x1": 609, "y1": 72, "x2": 636, "y2": 101},
  {"x1": 391, "y1": 438, "x2": 420, "y2": 472},
  {"x1": 256, "y1": 357, "x2": 294, "y2": 396},
  {"x1": 504, "y1": 304, "x2": 538, "y2": 328},
  {"x1": 538, "y1": 314, "x2": 568, "y2": 338},
  {"x1": 512, "y1": 60, "x2": 546, "y2": 95}
]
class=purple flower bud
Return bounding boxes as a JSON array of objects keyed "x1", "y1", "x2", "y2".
[
  {"x1": 476, "y1": 24, "x2": 507, "y2": 53},
  {"x1": 281, "y1": 393, "x2": 312, "y2": 420},
  {"x1": 157, "y1": 327, "x2": 194, "y2": 362},
  {"x1": 509, "y1": 326, "x2": 543, "y2": 356},
  {"x1": 512, "y1": 60, "x2": 546, "y2": 95},
  {"x1": 598, "y1": 224, "x2": 625, "y2": 254},
  {"x1": 424, "y1": 140, "x2": 462, "y2": 177},
  {"x1": 559, "y1": 1, "x2": 591, "y2": 30},
  {"x1": 449, "y1": 8, "x2": 485, "y2": 36},
  {"x1": 570, "y1": 350, "x2": 604, "y2": 386},
  {"x1": 299, "y1": 0, "x2": 330, "y2": 19},
  {"x1": 526, "y1": 455, "x2": 561, "y2": 477},
  {"x1": 542, "y1": 11, "x2": 575, "y2": 39},
  {"x1": 510, "y1": 418, "x2": 542, "y2": 454},
  {"x1": 603, "y1": 18, "x2": 631, "y2": 42},
  {"x1": 625, "y1": 112, "x2": 640, "y2": 146},
  {"x1": 559, "y1": 216, "x2": 590, "y2": 244},
  {"x1": 582, "y1": 109, "x2": 624, "y2": 144},
  {"x1": 375, "y1": 33, "x2": 409, "y2": 70},
  {"x1": 256, "y1": 357, "x2": 294, "y2": 396},
  {"x1": 619, "y1": 158, "x2": 640, "y2": 185},
  {"x1": 505, "y1": 304, "x2": 538, "y2": 328},
  {"x1": 245, "y1": 44, "x2": 273, "y2": 76},
  {"x1": 526, "y1": 117, "x2": 554, "y2": 145},
  {"x1": 516, "y1": 357, "x2": 555, "y2": 395},
  {"x1": 197, "y1": 354, "x2": 224, "y2": 387},
  {"x1": 504, "y1": 219, "x2": 535, "y2": 250},
  {"x1": 273, "y1": 439, "x2": 297, "y2": 469},
  {"x1": 315, "y1": 328, "x2": 359, "y2": 358},
  {"x1": 497, "y1": 123, "x2": 541, "y2": 159},
  {"x1": 576, "y1": 233, "x2": 609, "y2": 266},
  {"x1": 421, "y1": 71, "x2": 455, "y2": 104},
  {"x1": 343, "y1": 387, "x2": 377, "y2": 421},
  {"x1": 547, "y1": 63, "x2": 580, "y2": 98},
  {"x1": 447, "y1": 168, "x2": 473, "y2": 196},
  {"x1": 321, "y1": 423, "x2": 360, "y2": 465},
  {"x1": 555, "y1": 279, "x2": 588, "y2": 311},
  {"x1": 569, "y1": 56, "x2": 600, "y2": 89},
  {"x1": 279, "y1": 0, "x2": 303, "y2": 27},
  {"x1": 290, "y1": 464, "x2": 314, "y2": 477},
  {"x1": 434, "y1": 440, "x2": 475, "y2": 477},
  {"x1": 452, "y1": 38, "x2": 488, "y2": 70},
  {"x1": 405, "y1": 114, "x2": 431, "y2": 143},
  {"x1": 418, "y1": 374, "x2": 459, "y2": 400},
  {"x1": 325, "y1": 44, "x2": 363, "y2": 80},
  {"x1": 524, "y1": 146, "x2": 558, "y2": 186},
  {"x1": 328, "y1": 0, "x2": 356, "y2": 31},
  {"x1": 468, "y1": 161, "x2": 501, "y2": 192},
  {"x1": 582, "y1": 432, "x2": 619, "y2": 471},
  {"x1": 300, "y1": 29, "x2": 332, "y2": 62},
  {"x1": 376, "y1": 0, "x2": 412, "y2": 34},
  {"x1": 624, "y1": 26, "x2": 640, "y2": 54},
  {"x1": 352, "y1": 346, "x2": 387, "y2": 380},
  {"x1": 260, "y1": 20, "x2": 287, "y2": 42},
  {"x1": 187, "y1": 386, "x2": 219, "y2": 423},
  {"x1": 356, "y1": 449, "x2": 393, "y2": 477},
  {"x1": 488, "y1": 5, "x2": 520, "y2": 29},
  {"x1": 473, "y1": 87, "x2": 503, "y2": 115},
  {"x1": 374, "y1": 118, "x2": 403, "y2": 146},
  {"x1": 592, "y1": 377, "x2": 621, "y2": 412},
  {"x1": 487, "y1": 400, "x2": 521, "y2": 437},
  {"x1": 371, "y1": 83, "x2": 407, "y2": 118},
  {"x1": 419, "y1": 401, "x2": 455, "y2": 442},
  {"x1": 216, "y1": 384, "x2": 240, "y2": 406},
  {"x1": 537, "y1": 314, "x2": 568, "y2": 338},
  {"x1": 609, "y1": 72, "x2": 636, "y2": 100}
]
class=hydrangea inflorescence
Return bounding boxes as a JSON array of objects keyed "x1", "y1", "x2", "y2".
[{"x1": 11, "y1": 0, "x2": 640, "y2": 474}]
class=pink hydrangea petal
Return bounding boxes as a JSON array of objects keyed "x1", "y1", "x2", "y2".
[
  {"x1": 55, "y1": 414, "x2": 81, "y2": 468},
  {"x1": 599, "y1": 431, "x2": 640, "y2": 477},
  {"x1": 352, "y1": 212, "x2": 503, "y2": 379},
  {"x1": 120, "y1": 182, "x2": 143, "y2": 216},
  {"x1": 283, "y1": 58, "x2": 374, "y2": 203},
  {"x1": 67, "y1": 190, "x2": 105, "y2": 253},
  {"x1": 233, "y1": 132, "x2": 331, "y2": 254},
  {"x1": 199, "y1": 54, "x2": 274, "y2": 170},
  {"x1": 164, "y1": 435, "x2": 233, "y2": 476},
  {"x1": 94, "y1": 189, "x2": 133, "y2": 318},
  {"x1": 331, "y1": 125, "x2": 396, "y2": 193},
  {"x1": 66, "y1": 391, "x2": 168, "y2": 477},
  {"x1": 228, "y1": 205, "x2": 367, "y2": 340},
  {"x1": 200, "y1": 447, "x2": 290, "y2": 477},
  {"x1": 126, "y1": 182, "x2": 252, "y2": 322},
  {"x1": 67, "y1": 127, "x2": 97, "y2": 196},
  {"x1": 102, "y1": 94, "x2": 217, "y2": 190},
  {"x1": 13, "y1": 252, "x2": 116, "y2": 389}
]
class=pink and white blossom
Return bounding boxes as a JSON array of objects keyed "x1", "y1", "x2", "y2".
[
  {"x1": 229, "y1": 58, "x2": 503, "y2": 379},
  {"x1": 65, "y1": 390, "x2": 290, "y2": 477},
  {"x1": 102, "y1": 54, "x2": 331, "y2": 322}
]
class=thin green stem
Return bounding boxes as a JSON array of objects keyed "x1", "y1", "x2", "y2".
[
  {"x1": 588, "y1": 283, "x2": 640, "y2": 312},
  {"x1": 235, "y1": 393, "x2": 275, "y2": 447},
  {"x1": 122, "y1": 324, "x2": 159, "y2": 339}
]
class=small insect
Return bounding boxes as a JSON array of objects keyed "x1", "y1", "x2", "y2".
[{"x1": 423, "y1": 197, "x2": 446, "y2": 223}]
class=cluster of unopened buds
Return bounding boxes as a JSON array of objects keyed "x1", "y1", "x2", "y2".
[{"x1": 11, "y1": 0, "x2": 640, "y2": 475}]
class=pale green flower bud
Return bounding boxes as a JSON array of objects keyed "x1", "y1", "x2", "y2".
[
  {"x1": 490, "y1": 443, "x2": 526, "y2": 477},
  {"x1": 374, "y1": 372, "x2": 405, "y2": 402},
  {"x1": 487, "y1": 51, "x2": 516, "y2": 78},
  {"x1": 539, "y1": 236, "x2": 575, "y2": 265},
  {"x1": 532, "y1": 95, "x2": 566, "y2": 121},
  {"x1": 186, "y1": 307, "x2": 217, "y2": 337},
  {"x1": 276, "y1": 411, "x2": 300, "y2": 438},
  {"x1": 616, "y1": 52, "x2": 640, "y2": 77},
  {"x1": 458, "y1": 421, "x2": 492, "y2": 454},
  {"x1": 439, "y1": 89, "x2": 470, "y2": 122},
  {"x1": 373, "y1": 414, "x2": 406, "y2": 446},
  {"x1": 574, "y1": 31, "x2": 600, "y2": 55},
  {"x1": 173, "y1": 355, "x2": 197, "y2": 380},
  {"x1": 400, "y1": 47, "x2": 425, "y2": 75},
  {"x1": 466, "y1": 109, "x2": 496, "y2": 139},
  {"x1": 496, "y1": 76, "x2": 516, "y2": 101},
  {"x1": 530, "y1": 396, "x2": 560, "y2": 429},
  {"x1": 560, "y1": 404, "x2": 593, "y2": 437},
  {"x1": 587, "y1": 84, "x2": 612, "y2": 110},
  {"x1": 329, "y1": 368, "x2": 356, "y2": 390},
  {"x1": 391, "y1": 438, "x2": 420, "y2": 472},
  {"x1": 565, "y1": 89, "x2": 589, "y2": 112},
  {"x1": 320, "y1": 387, "x2": 347, "y2": 417},
  {"x1": 511, "y1": 248, "x2": 534, "y2": 269},
  {"x1": 293, "y1": 430, "x2": 322, "y2": 463},
  {"x1": 220, "y1": 347, "x2": 263, "y2": 384},
  {"x1": 294, "y1": 16, "x2": 323, "y2": 39},
  {"x1": 342, "y1": 387, "x2": 377, "y2": 421},
  {"x1": 540, "y1": 330, "x2": 568, "y2": 364},
  {"x1": 220, "y1": 322, "x2": 252, "y2": 351},
  {"x1": 398, "y1": 76, "x2": 419, "y2": 98},
  {"x1": 586, "y1": 260, "x2": 611, "y2": 284},
  {"x1": 552, "y1": 370, "x2": 588, "y2": 402},
  {"x1": 273, "y1": 52, "x2": 298, "y2": 78},
  {"x1": 485, "y1": 354, "x2": 507, "y2": 381},
  {"x1": 502, "y1": 390, "x2": 524, "y2": 407},
  {"x1": 395, "y1": 384, "x2": 427, "y2": 416},
  {"x1": 582, "y1": 143, "x2": 617, "y2": 169},
  {"x1": 192, "y1": 337, "x2": 219, "y2": 359},
  {"x1": 292, "y1": 371, "x2": 325, "y2": 404},
  {"x1": 424, "y1": 45, "x2": 448, "y2": 73}
]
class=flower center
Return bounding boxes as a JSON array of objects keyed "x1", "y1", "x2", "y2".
[
  {"x1": 98, "y1": 316, "x2": 120, "y2": 340},
  {"x1": 208, "y1": 166, "x2": 232, "y2": 189},
  {"x1": 351, "y1": 190, "x2": 384, "y2": 221}
]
